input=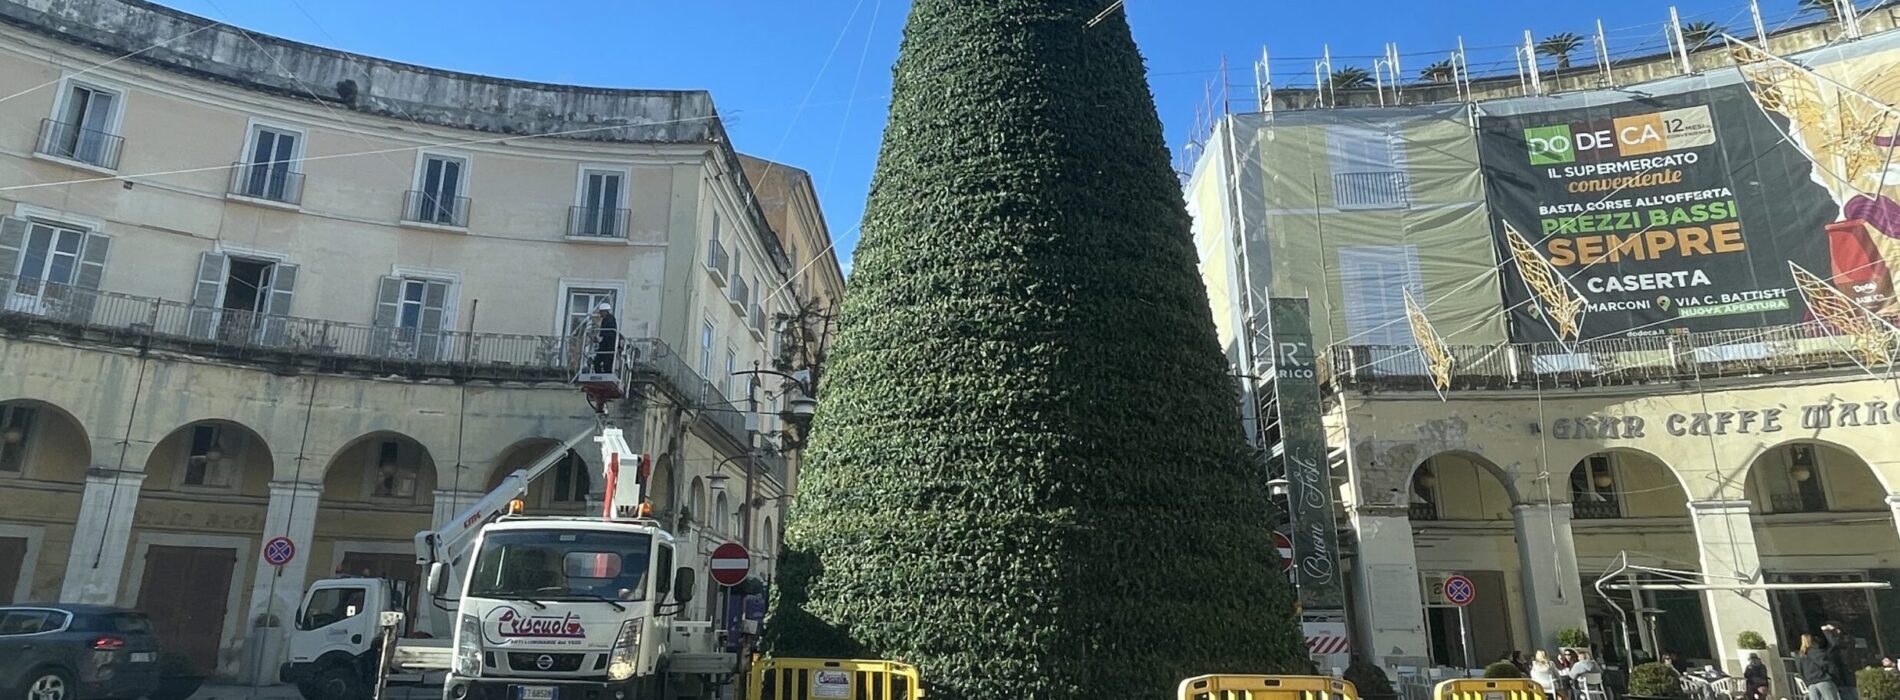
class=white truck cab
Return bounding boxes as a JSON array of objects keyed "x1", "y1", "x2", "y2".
[{"x1": 438, "y1": 517, "x2": 698, "y2": 700}]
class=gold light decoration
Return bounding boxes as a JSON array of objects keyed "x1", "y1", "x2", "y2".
[
  {"x1": 1789, "y1": 261, "x2": 1900, "y2": 374},
  {"x1": 1732, "y1": 36, "x2": 1900, "y2": 195},
  {"x1": 1503, "y1": 220, "x2": 1589, "y2": 343},
  {"x1": 1404, "y1": 289, "x2": 1453, "y2": 399}
]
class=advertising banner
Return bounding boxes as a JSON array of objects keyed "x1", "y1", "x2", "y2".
[
  {"x1": 1478, "y1": 82, "x2": 1840, "y2": 341},
  {"x1": 1268, "y1": 298, "x2": 1345, "y2": 611}
]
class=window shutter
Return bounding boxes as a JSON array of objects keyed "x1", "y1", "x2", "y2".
[
  {"x1": 75, "y1": 233, "x2": 110, "y2": 289},
  {"x1": 188, "y1": 252, "x2": 227, "y2": 338},
  {"x1": 373, "y1": 277, "x2": 402, "y2": 327},
  {"x1": 421, "y1": 280, "x2": 449, "y2": 330},
  {"x1": 0, "y1": 217, "x2": 25, "y2": 279},
  {"x1": 266, "y1": 263, "x2": 298, "y2": 316}
]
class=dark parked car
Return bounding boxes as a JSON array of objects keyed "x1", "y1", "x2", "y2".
[{"x1": 0, "y1": 604, "x2": 162, "y2": 700}]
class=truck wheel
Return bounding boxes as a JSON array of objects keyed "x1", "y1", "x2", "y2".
[{"x1": 303, "y1": 665, "x2": 366, "y2": 700}]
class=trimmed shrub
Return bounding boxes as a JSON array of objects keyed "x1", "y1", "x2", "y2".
[
  {"x1": 1484, "y1": 661, "x2": 1524, "y2": 679},
  {"x1": 1859, "y1": 668, "x2": 1900, "y2": 700},
  {"x1": 763, "y1": 0, "x2": 1306, "y2": 698},
  {"x1": 1629, "y1": 662, "x2": 1687, "y2": 698},
  {"x1": 1736, "y1": 630, "x2": 1767, "y2": 650},
  {"x1": 1557, "y1": 628, "x2": 1590, "y2": 649},
  {"x1": 1344, "y1": 657, "x2": 1397, "y2": 698}
]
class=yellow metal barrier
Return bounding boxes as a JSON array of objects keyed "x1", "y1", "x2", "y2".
[
  {"x1": 1178, "y1": 674, "x2": 1359, "y2": 700},
  {"x1": 1433, "y1": 678, "x2": 1547, "y2": 700},
  {"x1": 748, "y1": 657, "x2": 924, "y2": 700}
]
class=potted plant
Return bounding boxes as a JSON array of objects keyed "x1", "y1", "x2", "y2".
[
  {"x1": 1736, "y1": 630, "x2": 1769, "y2": 668},
  {"x1": 1342, "y1": 656, "x2": 1398, "y2": 700},
  {"x1": 1857, "y1": 667, "x2": 1900, "y2": 700},
  {"x1": 1627, "y1": 662, "x2": 1687, "y2": 700},
  {"x1": 149, "y1": 652, "x2": 207, "y2": 700},
  {"x1": 1557, "y1": 627, "x2": 1591, "y2": 655},
  {"x1": 1484, "y1": 661, "x2": 1524, "y2": 679}
]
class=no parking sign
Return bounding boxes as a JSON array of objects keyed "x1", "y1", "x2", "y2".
[
  {"x1": 1443, "y1": 574, "x2": 1476, "y2": 607},
  {"x1": 262, "y1": 536, "x2": 296, "y2": 566}
]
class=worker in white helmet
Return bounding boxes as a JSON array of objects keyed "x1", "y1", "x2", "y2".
[{"x1": 591, "y1": 301, "x2": 618, "y2": 372}]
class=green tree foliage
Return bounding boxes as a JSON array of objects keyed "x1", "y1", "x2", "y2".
[
  {"x1": 1331, "y1": 66, "x2": 1373, "y2": 89},
  {"x1": 764, "y1": 1, "x2": 1306, "y2": 698},
  {"x1": 1858, "y1": 668, "x2": 1900, "y2": 700},
  {"x1": 1420, "y1": 60, "x2": 1456, "y2": 83},
  {"x1": 1537, "y1": 32, "x2": 1586, "y2": 69},
  {"x1": 1629, "y1": 662, "x2": 1687, "y2": 698},
  {"x1": 1484, "y1": 661, "x2": 1525, "y2": 679}
]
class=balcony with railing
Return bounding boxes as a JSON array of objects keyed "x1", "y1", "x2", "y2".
[
  {"x1": 749, "y1": 303, "x2": 767, "y2": 340},
  {"x1": 1408, "y1": 502, "x2": 1439, "y2": 521},
  {"x1": 228, "y1": 162, "x2": 305, "y2": 205},
  {"x1": 728, "y1": 275, "x2": 751, "y2": 316},
  {"x1": 705, "y1": 239, "x2": 731, "y2": 286},
  {"x1": 568, "y1": 206, "x2": 629, "y2": 239},
  {"x1": 402, "y1": 190, "x2": 471, "y2": 228},
  {"x1": 0, "y1": 272, "x2": 767, "y2": 449},
  {"x1": 36, "y1": 118, "x2": 124, "y2": 170},
  {"x1": 1327, "y1": 321, "x2": 1879, "y2": 394},
  {"x1": 1572, "y1": 499, "x2": 1623, "y2": 520}
]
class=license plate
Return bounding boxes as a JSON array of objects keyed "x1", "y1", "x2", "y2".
[
  {"x1": 515, "y1": 686, "x2": 557, "y2": 700},
  {"x1": 129, "y1": 652, "x2": 156, "y2": 663}
]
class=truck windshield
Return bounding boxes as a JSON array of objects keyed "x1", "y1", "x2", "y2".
[{"x1": 467, "y1": 530, "x2": 653, "y2": 602}]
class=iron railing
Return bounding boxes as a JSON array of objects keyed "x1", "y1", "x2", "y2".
[
  {"x1": 568, "y1": 206, "x2": 629, "y2": 239},
  {"x1": 228, "y1": 162, "x2": 305, "y2": 205},
  {"x1": 1332, "y1": 171, "x2": 1409, "y2": 209},
  {"x1": 706, "y1": 238, "x2": 731, "y2": 285},
  {"x1": 1, "y1": 273, "x2": 762, "y2": 449},
  {"x1": 1408, "y1": 502, "x2": 1439, "y2": 521},
  {"x1": 729, "y1": 275, "x2": 751, "y2": 314},
  {"x1": 36, "y1": 118, "x2": 123, "y2": 170},
  {"x1": 403, "y1": 189, "x2": 471, "y2": 227},
  {"x1": 749, "y1": 303, "x2": 766, "y2": 339},
  {"x1": 755, "y1": 450, "x2": 789, "y2": 488},
  {"x1": 1572, "y1": 499, "x2": 1623, "y2": 520},
  {"x1": 1769, "y1": 492, "x2": 1826, "y2": 514},
  {"x1": 1328, "y1": 321, "x2": 1878, "y2": 392}
]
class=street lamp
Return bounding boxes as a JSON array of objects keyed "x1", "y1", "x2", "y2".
[
  {"x1": 1267, "y1": 477, "x2": 1290, "y2": 499},
  {"x1": 730, "y1": 368, "x2": 817, "y2": 424}
]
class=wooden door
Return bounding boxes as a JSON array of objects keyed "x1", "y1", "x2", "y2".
[
  {"x1": 137, "y1": 545, "x2": 236, "y2": 675},
  {"x1": 0, "y1": 537, "x2": 25, "y2": 603}
]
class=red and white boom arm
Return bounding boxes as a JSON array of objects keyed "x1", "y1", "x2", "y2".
[{"x1": 597, "y1": 425, "x2": 652, "y2": 521}]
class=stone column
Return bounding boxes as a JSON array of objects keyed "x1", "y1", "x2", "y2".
[
  {"x1": 241, "y1": 481, "x2": 323, "y2": 684},
  {"x1": 1348, "y1": 505, "x2": 1432, "y2": 669},
  {"x1": 1512, "y1": 502, "x2": 1589, "y2": 652},
  {"x1": 1689, "y1": 500, "x2": 1781, "y2": 675},
  {"x1": 1889, "y1": 494, "x2": 1900, "y2": 542},
  {"x1": 59, "y1": 469, "x2": 146, "y2": 604}
]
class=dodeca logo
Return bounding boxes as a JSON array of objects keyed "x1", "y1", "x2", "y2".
[{"x1": 1525, "y1": 124, "x2": 1574, "y2": 165}]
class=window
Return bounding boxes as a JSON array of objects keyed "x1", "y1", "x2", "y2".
[
  {"x1": 724, "y1": 348, "x2": 737, "y2": 399},
  {"x1": 573, "y1": 169, "x2": 626, "y2": 237},
  {"x1": 0, "y1": 405, "x2": 35, "y2": 475},
  {"x1": 550, "y1": 451, "x2": 591, "y2": 504},
  {"x1": 654, "y1": 545, "x2": 673, "y2": 598},
  {"x1": 237, "y1": 125, "x2": 301, "y2": 203},
  {"x1": 1328, "y1": 125, "x2": 1408, "y2": 209},
  {"x1": 370, "y1": 440, "x2": 419, "y2": 499},
  {"x1": 564, "y1": 287, "x2": 618, "y2": 338},
  {"x1": 0, "y1": 609, "x2": 66, "y2": 635},
  {"x1": 1337, "y1": 245, "x2": 1424, "y2": 357},
  {"x1": 42, "y1": 82, "x2": 121, "y2": 168},
  {"x1": 409, "y1": 154, "x2": 467, "y2": 226},
  {"x1": 467, "y1": 530, "x2": 652, "y2": 601},
  {"x1": 2, "y1": 217, "x2": 110, "y2": 319},
  {"x1": 731, "y1": 252, "x2": 744, "y2": 288},
  {"x1": 373, "y1": 276, "x2": 452, "y2": 359},
  {"x1": 1409, "y1": 467, "x2": 1439, "y2": 521},
  {"x1": 1570, "y1": 455, "x2": 1622, "y2": 519},
  {"x1": 182, "y1": 423, "x2": 241, "y2": 489},
  {"x1": 699, "y1": 321, "x2": 716, "y2": 379},
  {"x1": 714, "y1": 492, "x2": 731, "y2": 535},
  {"x1": 1764, "y1": 444, "x2": 1828, "y2": 513},
  {"x1": 297, "y1": 587, "x2": 367, "y2": 631},
  {"x1": 189, "y1": 253, "x2": 297, "y2": 341}
]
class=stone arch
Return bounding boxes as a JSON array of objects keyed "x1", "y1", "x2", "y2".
[
  {"x1": 319, "y1": 431, "x2": 439, "y2": 506},
  {"x1": 1743, "y1": 437, "x2": 1890, "y2": 514},
  {"x1": 1563, "y1": 446, "x2": 1692, "y2": 520},
  {"x1": 0, "y1": 397, "x2": 92, "y2": 483},
  {"x1": 1408, "y1": 450, "x2": 1522, "y2": 520},
  {"x1": 483, "y1": 437, "x2": 590, "y2": 512},
  {"x1": 140, "y1": 419, "x2": 275, "y2": 497}
]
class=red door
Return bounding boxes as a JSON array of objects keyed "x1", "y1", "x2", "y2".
[
  {"x1": 137, "y1": 545, "x2": 237, "y2": 675},
  {"x1": 0, "y1": 537, "x2": 25, "y2": 603}
]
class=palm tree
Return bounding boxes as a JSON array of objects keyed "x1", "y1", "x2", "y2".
[
  {"x1": 1798, "y1": 0, "x2": 1844, "y2": 19},
  {"x1": 1420, "y1": 60, "x2": 1456, "y2": 83},
  {"x1": 1680, "y1": 21, "x2": 1723, "y2": 48},
  {"x1": 1537, "y1": 32, "x2": 1586, "y2": 70},
  {"x1": 1330, "y1": 66, "x2": 1372, "y2": 90}
]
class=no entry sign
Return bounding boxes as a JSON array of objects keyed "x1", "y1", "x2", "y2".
[
  {"x1": 1443, "y1": 574, "x2": 1476, "y2": 607},
  {"x1": 710, "y1": 542, "x2": 751, "y2": 587},
  {"x1": 1271, "y1": 531, "x2": 1294, "y2": 573}
]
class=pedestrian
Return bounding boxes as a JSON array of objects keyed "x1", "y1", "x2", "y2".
[
  {"x1": 1511, "y1": 650, "x2": 1530, "y2": 675},
  {"x1": 1563, "y1": 650, "x2": 1605, "y2": 700},
  {"x1": 1532, "y1": 650, "x2": 1560, "y2": 697},
  {"x1": 1800, "y1": 634, "x2": 1844, "y2": 700},
  {"x1": 1882, "y1": 655, "x2": 1895, "y2": 673},
  {"x1": 1662, "y1": 652, "x2": 1688, "y2": 675},
  {"x1": 591, "y1": 302, "x2": 617, "y2": 373},
  {"x1": 1744, "y1": 653, "x2": 1771, "y2": 700},
  {"x1": 1823, "y1": 622, "x2": 1860, "y2": 700}
]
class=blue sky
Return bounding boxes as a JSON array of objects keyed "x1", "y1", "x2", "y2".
[{"x1": 156, "y1": 0, "x2": 1809, "y2": 273}]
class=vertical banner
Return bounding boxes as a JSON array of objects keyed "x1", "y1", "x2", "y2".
[{"x1": 1269, "y1": 298, "x2": 1345, "y2": 610}]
